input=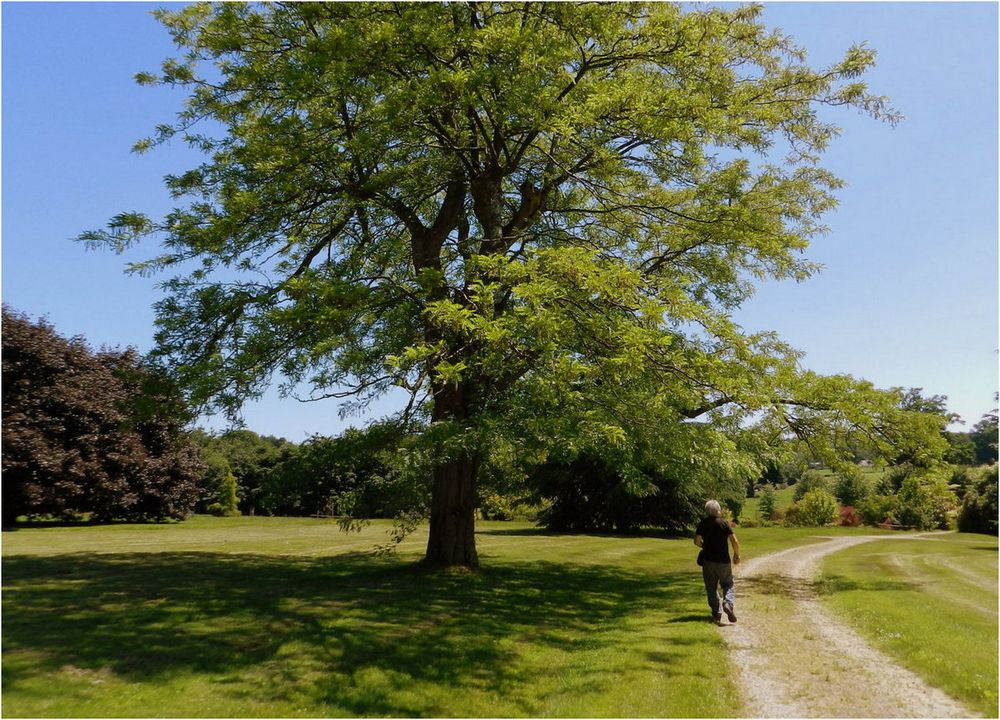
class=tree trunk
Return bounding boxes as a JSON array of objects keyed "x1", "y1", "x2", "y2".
[
  {"x1": 424, "y1": 380, "x2": 480, "y2": 568},
  {"x1": 425, "y1": 452, "x2": 479, "y2": 568}
]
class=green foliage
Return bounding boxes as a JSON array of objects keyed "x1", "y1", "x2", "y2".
[
  {"x1": 895, "y1": 471, "x2": 958, "y2": 531},
  {"x1": 970, "y1": 412, "x2": 999, "y2": 465},
  {"x1": 192, "y1": 430, "x2": 292, "y2": 515},
  {"x1": 2, "y1": 306, "x2": 203, "y2": 526},
  {"x1": 478, "y1": 493, "x2": 518, "y2": 521},
  {"x1": 260, "y1": 422, "x2": 418, "y2": 519},
  {"x1": 197, "y1": 446, "x2": 238, "y2": 515},
  {"x1": 943, "y1": 431, "x2": 977, "y2": 466},
  {"x1": 82, "y1": 2, "x2": 917, "y2": 562},
  {"x1": 207, "y1": 472, "x2": 240, "y2": 517},
  {"x1": 758, "y1": 484, "x2": 778, "y2": 522},
  {"x1": 833, "y1": 466, "x2": 870, "y2": 507},
  {"x1": 957, "y1": 465, "x2": 998, "y2": 535},
  {"x1": 532, "y1": 452, "x2": 700, "y2": 533},
  {"x1": 793, "y1": 469, "x2": 830, "y2": 501},
  {"x1": 857, "y1": 494, "x2": 899, "y2": 527},
  {"x1": 784, "y1": 488, "x2": 839, "y2": 527}
]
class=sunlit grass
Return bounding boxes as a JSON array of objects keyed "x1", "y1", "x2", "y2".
[
  {"x1": 818, "y1": 532, "x2": 998, "y2": 716},
  {"x1": 4, "y1": 517, "x2": 753, "y2": 718},
  {"x1": 741, "y1": 485, "x2": 795, "y2": 522},
  {"x1": 5, "y1": 517, "x2": 983, "y2": 717}
]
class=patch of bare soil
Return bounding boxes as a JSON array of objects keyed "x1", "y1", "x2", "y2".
[{"x1": 719, "y1": 535, "x2": 978, "y2": 718}]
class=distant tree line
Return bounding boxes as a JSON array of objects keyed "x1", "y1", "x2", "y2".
[
  {"x1": 745, "y1": 390, "x2": 997, "y2": 535},
  {"x1": 4, "y1": 307, "x2": 995, "y2": 537},
  {"x1": 190, "y1": 422, "x2": 426, "y2": 521}
]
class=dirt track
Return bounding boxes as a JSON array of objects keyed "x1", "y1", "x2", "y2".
[{"x1": 719, "y1": 535, "x2": 979, "y2": 718}]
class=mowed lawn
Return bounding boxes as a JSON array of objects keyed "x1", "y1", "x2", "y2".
[
  {"x1": 2, "y1": 518, "x2": 995, "y2": 717},
  {"x1": 3, "y1": 516, "x2": 754, "y2": 718},
  {"x1": 818, "y1": 532, "x2": 999, "y2": 716}
]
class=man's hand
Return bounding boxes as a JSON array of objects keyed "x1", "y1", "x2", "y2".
[{"x1": 733, "y1": 552, "x2": 741, "y2": 565}]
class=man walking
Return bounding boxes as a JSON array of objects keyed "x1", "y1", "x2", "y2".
[{"x1": 694, "y1": 499, "x2": 741, "y2": 625}]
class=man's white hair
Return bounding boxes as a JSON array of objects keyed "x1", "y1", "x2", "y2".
[{"x1": 705, "y1": 499, "x2": 722, "y2": 517}]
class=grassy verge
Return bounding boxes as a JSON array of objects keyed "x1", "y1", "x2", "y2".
[
  {"x1": 4, "y1": 516, "x2": 800, "y2": 718},
  {"x1": 817, "y1": 532, "x2": 999, "y2": 716}
]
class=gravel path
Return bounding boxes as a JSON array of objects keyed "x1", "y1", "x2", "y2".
[{"x1": 719, "y1": 535, "x2": 978, "y2": 718}]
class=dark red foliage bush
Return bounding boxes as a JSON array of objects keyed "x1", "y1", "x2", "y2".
[
  {"x1": 2, "y1": 306, "x2": 203, "y2": 527},
  {"x1": 838, "y1": 505, "x2": 861, "y2": 527}
]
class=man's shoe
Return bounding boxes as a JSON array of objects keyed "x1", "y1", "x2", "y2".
[
  {"x1": 723, "y1": 603, "x2": 737, "y2": 623},
  {"x1": 712, "y1": 613, "x2": 724, "y2": 625}
]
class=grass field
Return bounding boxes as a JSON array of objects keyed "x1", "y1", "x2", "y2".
[
  {"x1": 818, "y1": 532, "x2": 998, "y2": 716},
  {"x1": 2, "y1": 517, "x2": 995, "y2": 717},
  {"x1": 0, "y1": 517, "x2": 772, "y2": 718},
  {"x1": 742, "y1": 485, "x2": 796, "y2": 522}
]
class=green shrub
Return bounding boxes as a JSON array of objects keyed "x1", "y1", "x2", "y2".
[
  {"x1": 958, "y1": 466, "x2": 998, "y2": 535},
  {"x1": 784, "y1": 489, "x2": 839, "y2": 527},
  {"x1": 531, "y1": 452, "x2": 703, "y2": 533},
  {"x1": 834, "y1": 467, "x2": 870, "y2": 507},
  {"x1": 896, "y1": 473, "x2": 957, "y2": 531},
  {"x1": 758, "y1": 484, "x2": 777, "y2": 521},
  {"x1": 858, "y1": 494, "x2": 898, "y2": 527},
  {"x1": 793, "y1": 470, "x2": 829, "y2": 502},
  {"x1": 724, "y1": 496, "x2": 744, "y2": 524},
  {"x1": 879, "y1": 464, "x2": 912, "y2": 495},
  {"x1": 479, "y1": 493, "x2": 517, "y2": 521}
]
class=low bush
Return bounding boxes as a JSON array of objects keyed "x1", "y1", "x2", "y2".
[
  {"x1": 858, "y1": 494, "x2": 898, "y2": 527},
  {"x1": 784, "y1": 489, "x2": 839, "y2": 527},
  {"x1": 479, "y1": 493, "x2": 517, "y2": 521},
  {"x1": 793, "y1": 470, "x2": 830, "y2": 502},
  {"x1": 834, "y1": 467, "x2": 870, "y2": 507},
  {"x1": 838, "y1": 505, "x2": 861, "y2": 527},
  {"x1": 758, "y1": 484, "x2": 777, "y2": 522},
  {"x1": 896, "y1": 473, "x2": 957, "y2": 531}
]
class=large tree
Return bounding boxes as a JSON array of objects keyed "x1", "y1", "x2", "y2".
[
  {"x1": 84, "y1": 3, "x2": 907, "y2": 566},
  {"x1": 2, "y1": 307, "x2": 203, "y2": 526}
]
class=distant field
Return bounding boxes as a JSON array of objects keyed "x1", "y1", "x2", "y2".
[
  {"x1": 819, "y1": 532, "x2": 998, "y2": 716},
  {"x1": 742, "y1": 484, "x2": 796, "y2": 521}
]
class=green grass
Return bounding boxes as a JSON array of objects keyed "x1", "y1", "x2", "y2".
[
  {"x1": 4, "y1": 517, "x2": 989, "y2": 717},
  {"x1": 742, "y1": 485, "x2": 795, "y2": 522},
  {"x1": 4, "y1": 516, "x2": 817, "y2": 718},
  {"x1": 818, "y1": 532, "x2": 999, "y2": 716}
]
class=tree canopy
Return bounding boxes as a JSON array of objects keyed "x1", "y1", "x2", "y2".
[{"x1": 83, "y1": 2, "x2": 926, "y2": 566}]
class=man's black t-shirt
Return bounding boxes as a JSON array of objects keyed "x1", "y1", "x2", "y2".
[{"x1": 696, "y1": 516, "x2": 733, "y2": 563}]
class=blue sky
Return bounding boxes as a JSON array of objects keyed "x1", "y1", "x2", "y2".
[{"x1": 3, "y1": 2, "x2": 997, "y2": 442}]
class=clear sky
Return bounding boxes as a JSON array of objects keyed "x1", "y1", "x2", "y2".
[{"x1": 3, "y1": 2, "x2": 997, "y2": 442}]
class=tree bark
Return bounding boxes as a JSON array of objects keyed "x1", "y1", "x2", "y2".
[
  {"x1": 424, "y1": 380, "x2": 480, "y2": 568},
  {"x1": 425, "y1": 451, "x2": 479, "y2": 568}
]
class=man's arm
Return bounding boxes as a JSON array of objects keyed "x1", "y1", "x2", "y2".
[
  {"x1": 729, "y1": 533, "x2": 741, "y2": 564},
  {"x1": 694, "y1": 534, "x2": 703, "y2": 548}
]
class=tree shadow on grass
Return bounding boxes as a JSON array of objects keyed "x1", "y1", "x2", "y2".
[{"x1": 2, "y1": 551, "x2": 703, "y2": 716}]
